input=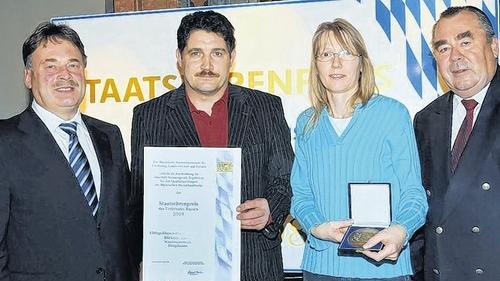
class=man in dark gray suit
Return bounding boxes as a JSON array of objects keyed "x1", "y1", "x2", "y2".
[
  {"x1": 0, "y1": 22, "x2": 139, "y2": 281},
  {"x1": 413, "y1": 6, "x2": 500, "y2": 281},
  {"x1": 131, "y1": 10, "x2": 293, "y2": 281}
]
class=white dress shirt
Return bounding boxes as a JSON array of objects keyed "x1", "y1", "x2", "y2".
[
  {"x1": 32, "y1": 101, "x2": 102, "y2": 198},
  {"x1": 451, "y1": 84, "x2": 489, "y2": 149}
]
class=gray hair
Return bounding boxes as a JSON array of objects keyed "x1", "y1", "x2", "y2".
[{"x1": 433, "y1": 6, "x2": 495, "y2": 43}]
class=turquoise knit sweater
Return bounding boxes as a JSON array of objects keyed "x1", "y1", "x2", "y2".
[{"x1": 291, "y1": 95, "x2": 428, "y2": 278}]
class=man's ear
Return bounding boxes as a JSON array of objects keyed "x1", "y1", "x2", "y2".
[
  {"x1": 176, "y1": 49, "x2": 182, "y2": 67},
  {"x1": 230, "y1": 50, "x2": 236, "y2": 66},
  {"x1": 24, "y1": 68, "x2": 32, "y2": 89},
  {"x1": 491, "y1": 37, "x2": 499, "y2": 59}
]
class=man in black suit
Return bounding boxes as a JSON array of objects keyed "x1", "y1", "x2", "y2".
[
  {"x1": 131, "y1": 10, "x2": 293, "y2": 281},
  {"x1": 0, "y1": 22, "x2": 139, "y2": 281},
  {"x1": 413, "y1": 6, "x2": 500, "y2": 281}
]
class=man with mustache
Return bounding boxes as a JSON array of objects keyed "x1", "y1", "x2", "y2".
[
  {"x1": 412, "y1": 6, "x2": 500, "y2": 281},
  {"x1": 0, "y1": 22, "x2": 139, "y2": 281},
  {"x1": 130, "y1": 10, "x2": 293, "y2": 281}
]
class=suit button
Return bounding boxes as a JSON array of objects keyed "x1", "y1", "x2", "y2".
[
  {"x1": 471, "y1": 226, "x2": 480, "y2": 233},
  {"x1": 97, "y1": 224, "x2": 101, "y2": 231},
  {"x1": 476, "y1": 268, "x2": 484, "y2": 275},
  {"x1": 435, "y1": 226, "x2": 443, "y2": 234},
  {"x1": 433, "y1": 268, "x2": 440, "y2": 274},
  {"x1": 426, "y1": 189, "x2": 431, "y2": 196},
  {"x1": 482, "y1": 182, "x2": 491, "y2": 191}
]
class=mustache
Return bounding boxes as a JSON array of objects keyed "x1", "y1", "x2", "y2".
[
  {"x1": 54, "y1": 80, "x2": 79, "y2": 88},
  {"x1": 195, "y1": 70, "x2": 219, "y2": 77},
  {"x1": 450, "y1": 62, "x2": 469, "y2": 72}
]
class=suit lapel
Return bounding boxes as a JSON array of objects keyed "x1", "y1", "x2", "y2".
[
  {"x1": 163, "y1": 84, "x2": 249, "y2": 147},
  {"x1": 19, "y1": 108, "x2": 75, "y2": 181},
  {"x1": 425, "y1": 93, "x2": 453, "y2": 218},
  {"x1": 429, "y1": 94, "x2": 453, "y2": 208},
  {"x1": 228, "y1": 84, "x2": 250, "y2": 147},
  {"x1": 441, "y1": 70, "x2": 500, "y2": 222},
  {"x1": 165, "y1": 86, "x2": 201, "y2": 146},
  {"x1": 82, "y1": 116, "x2": 111, "y2": 223},
  {"x1": 18, "y1": 108, "x2": 95, "y2": 216}
]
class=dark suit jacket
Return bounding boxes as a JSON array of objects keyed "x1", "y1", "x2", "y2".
[
  {"x1": 130, "y1": 84, "x2": 294, "y2": 281},
  {"x1": 0, "y1": 108, "x2": 139, "y2": 281},
  {"x1": 413, "y1": 68, "x2": 500, "y2": 281}
]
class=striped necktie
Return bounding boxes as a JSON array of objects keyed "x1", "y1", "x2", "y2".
[{"x1": 59, "y1": 122, "x2": 99, "y2": 216}]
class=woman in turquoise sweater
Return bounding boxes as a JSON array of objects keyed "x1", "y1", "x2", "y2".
[{"x1": 291, "y1": 19, "x2": 428, "y2": 280}]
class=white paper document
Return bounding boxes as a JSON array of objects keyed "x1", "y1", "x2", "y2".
[{"x1": 143, "y1": 147, "x2": 241, "y2": 281}]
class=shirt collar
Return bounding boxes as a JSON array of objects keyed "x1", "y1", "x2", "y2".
[
  {"x1": 453, "y1": 83, "x2": 489, "y2": 105},
  {"x1": 31, "y1": 100, "x2": 83, "y2": 133},
  {"x1": 186, "y1": 88, "x2": 229, "y2": 113}
]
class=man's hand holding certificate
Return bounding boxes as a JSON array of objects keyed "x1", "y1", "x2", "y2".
[{"x1": 236, "y1": 198, "x2": 271, "y2": 230}]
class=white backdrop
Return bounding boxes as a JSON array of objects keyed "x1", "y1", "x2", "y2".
[{"x1": 53, "y1": 0, "x2": 499, "y2": 271}]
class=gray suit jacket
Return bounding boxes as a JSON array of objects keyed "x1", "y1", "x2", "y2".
[
  {"x1": 413, "y1": 68, "x2": 500, "y2": 281},
  {"x1": 0, "y1": 108, "x2": 139, "y2": 281},
  {"x1": 130, "y1": 84, "x2": 294, "y2": 281}
]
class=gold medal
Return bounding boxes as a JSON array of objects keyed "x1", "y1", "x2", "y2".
[{"x1": 347, "y1": 228, "x2": 379, "y2": 247}]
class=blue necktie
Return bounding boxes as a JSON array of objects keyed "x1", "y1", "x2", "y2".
[{"x1": 59, "y1": 122, "x2": 99, "y2": 216}]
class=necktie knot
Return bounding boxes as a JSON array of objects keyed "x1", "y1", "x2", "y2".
[
  {"x1": 462, "y1": 99, "x2": 478, "y2": 111},
  {"x1": 59, "y1": 122, "x2": 78, "y2": 137}
]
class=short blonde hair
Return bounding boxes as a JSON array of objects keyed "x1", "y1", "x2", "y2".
[{"x1": 306, "y1": 18, "x2": 378, "y2": 132}]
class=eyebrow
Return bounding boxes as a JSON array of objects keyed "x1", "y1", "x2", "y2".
[
  {"x1": 211, "y1": 48, "x2": 228, "y2": 53},
  {"x1": 187, "y1": 48, "x2": 202, "y2": 53},
  {"x1": 433, "y1": 30, "x2": 473, "y2": 50},
  {"x1": 187, "y1": 47, "x2": 228, "y2": 53},
  {"x1": 41, "y1": 58, "x2": 81, "y2": 64},
  {"x1": 67, "y1": 58, "x2": 82, "y2": 63},
  {"x1": 41, "y1": 58, "x2": 58, "y2": 64},
  {"x1": 456, "y1": 30, "x2": 473, "y2": 40}
]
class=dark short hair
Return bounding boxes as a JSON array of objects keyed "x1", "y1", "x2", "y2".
[
  {"x1": 22, "y1": 22, "x2": 87, "y2": 68},
  {"x1": 177, "y1": 10, "x2": 236, "y2": 54},
  {"x1": 433, "y1": 6, "x2": 496, "y2": 42}
]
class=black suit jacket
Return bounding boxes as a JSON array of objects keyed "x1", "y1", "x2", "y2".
[
  {"x1": 0, "y1": 108, "x2": 139, "y2": 281},
  {"x1": 131, "y1": 84, "x2": 294, "y2": 281},
  {"x1": 413, "y1": 68, "x2": 500, "y2": 281}
]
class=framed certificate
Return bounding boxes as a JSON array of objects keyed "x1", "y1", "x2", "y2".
[
  {"x1": 339, "y1": 183, "x2": 391, "y2": 251},
  {"x1": 143, "y1": 147, "x2": 241, "y2": 281}
]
